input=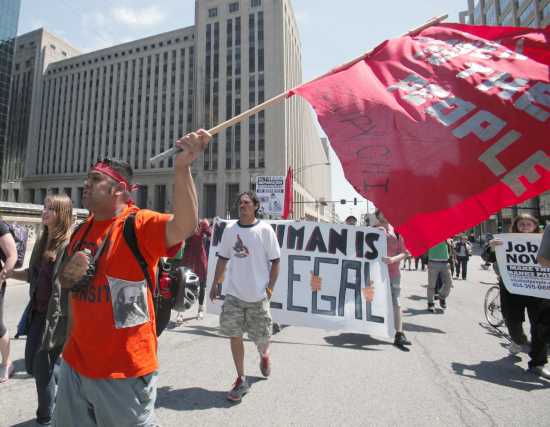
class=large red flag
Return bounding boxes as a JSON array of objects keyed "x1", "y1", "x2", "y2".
[
  {"x1": 291, "y1": 23, "x2": 550, "y2": 255},
  {"x1": 282, "y1": 166, "x2": 293, "y2": 219}
]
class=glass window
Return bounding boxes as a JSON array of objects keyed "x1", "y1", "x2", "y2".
[
  {"x1": 519, "y1": 1, "x2": 536, "y2": 25},
  {"x1": 229, "y1": 2, "x2": 239, "y2": 13},
  {"x1": 204, "y1": 184, "x2": 217, "y2": 218},
  {"x1": 499, "y1": 0, "x2": 513, "y2": 13},
  {"x1": 226, "y1": 183, "x2": 240, "y2": 218},
  {"x1": 251, "y1": 0, "x2": 261, "y2": 7},
  {"x1": 208, "y1": 7, "x2": 218, "y2": 17}
]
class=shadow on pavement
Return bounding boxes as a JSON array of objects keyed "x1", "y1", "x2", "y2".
[
  {"x1": 479, "y1": 322, "x2": 509, "y2": 340},
  {"x1": 451, "y1": 355, "x2": 550, "y2": 391},
  {"x1": 407, "y1": 294, "x2": 427, "y2": 301},
  {"x1": 403, "y1": 307, "x2": 447, "y2": 317},
  {"x1": 156, "y1": 377, "x2": 266, "y2": 410},
  {"x1": 10, "y1": 358, "x2": 31, "y2": 380},
  {"x1": 168, "y1": 325, "x2": 224, "y2": 339},
  {"x1": 10, "y1": 420, "x2": 36, "y2": 427},
  {"x1": 323, "y1": 333, "x2": 388, "y2": 350},
  {"x1": 403, "y1": 322, "x2": 445, "y2": 334}
]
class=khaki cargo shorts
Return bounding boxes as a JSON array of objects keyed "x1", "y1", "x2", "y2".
[{"x1": 219, "y1": 294, "x2": 272, "y2": 345}]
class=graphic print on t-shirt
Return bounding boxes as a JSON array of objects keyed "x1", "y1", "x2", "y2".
[
  {"x1": 107, "y1": 275, "x2": 149, "y2": 329},
  {"x1": 232, "y1": 234, "x2": 250, "y2": 258}
]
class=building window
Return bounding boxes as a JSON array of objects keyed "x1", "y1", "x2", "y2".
[
  {"x1": 251, "y1": 0, "x2": 261, "y2": 7},
  {"x1": 208, "y1": 7, "x2": 218, "y2": 17},
  {"x1": 501, "y1": 10, "x2": 514, "y2": 25},
  {"x1": 204, "y1": 184, "x2": 217, "y2": 218},
  {"x1": 227, "y1": 183, "x2": 240, "y2": 218},
  {"x1": 519, "y1": 1, "x2": 536, "y2": 25},
  {"x1": 226, "y1": 128, "x2": 233, "y2": 169},
  {"x1": 500, "y1": 0, "x2": 513, "y2": 14},
  {"x1": 229, "y1": 2, "x2": 239, "y2": 13},
  {"x1": 155, "y1": 185, "x2": 166, "y2": 212},
  {"x1": 544, "y1": 3, "x2": 550, "y2": 20},
  {"x1": 485, "y1": 2, "x2": 497, "y2": 25},
  {"x1": 137, "y1": 186, "x2": 148, "y2": 208}
]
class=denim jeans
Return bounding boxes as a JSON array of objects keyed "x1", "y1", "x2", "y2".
[{"x1": 25, "y1": 311, "x2": 62, "y2": 425}]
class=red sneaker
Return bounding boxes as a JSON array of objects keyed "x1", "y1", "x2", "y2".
[
  {"x1": 227, "y1": 377, "x2": 250, "y2": 401},
  {"x1": 260, "y1": 354, "x2": 271, "y2": 377}
]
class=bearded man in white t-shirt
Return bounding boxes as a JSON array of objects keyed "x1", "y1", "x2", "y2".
[{"x1": 209, "y1": 191, "x2": 281, "y2": 402}]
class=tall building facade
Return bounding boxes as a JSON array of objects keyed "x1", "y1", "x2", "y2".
[
  {"x1": 459, "y1": 0, "x2": 550, "y2": 26},
  {"x1": 0, "y1": 0, "x2": 21, "y2": 185},
  {"x1": 458, "y1": 0, "x2": 550, "y2": 231},
  {"x1": 2, "y1": 0, "x2": 331, "y2": 221}
]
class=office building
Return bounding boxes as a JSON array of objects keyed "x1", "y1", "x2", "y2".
[
  {"x1": 0, "y1": 0, "x2": 21, "y2": 184},
  {"x1": 2, "y1": 0, "x2": 332, "y2": 221},
  {"x1": 459, "y1": 0, "x2": 550, "y2": 26}
]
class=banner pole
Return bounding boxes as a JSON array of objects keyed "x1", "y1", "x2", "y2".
[{"x1": 150, "y1": 14, "x2": 447, "y2": 164}]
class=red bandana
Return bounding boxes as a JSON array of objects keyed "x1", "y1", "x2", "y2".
[{"x1": 91, "y1": 162, "x2": 139, "y2": 192}]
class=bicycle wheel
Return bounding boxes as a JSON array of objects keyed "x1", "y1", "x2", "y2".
[{"x1": 484, "y1": 285, "x2": 504, "y2": 328}]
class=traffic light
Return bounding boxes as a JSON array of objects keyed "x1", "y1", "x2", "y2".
[{"x1": 354, "y1": 197, "x2": 357, "y2": 206}]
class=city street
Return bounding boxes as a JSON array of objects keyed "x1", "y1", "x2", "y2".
[{"x1": 1, "y1": 254, "x2": 548, "y2": 426}]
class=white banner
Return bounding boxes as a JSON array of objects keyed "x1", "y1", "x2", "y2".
[
  {"x1": 206, "y1": 220, "x2": 395, "y2": 339},
  {"x1": 495, "y1": 233, "x2": 550, "y2": 300},
  {"x1": 255, "y1": 176, "x2": 284, "y2": 217}
]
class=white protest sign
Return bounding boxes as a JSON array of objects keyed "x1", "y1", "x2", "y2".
[
  {"x1": 495, "y1": 233, "x2": 550, "y2": 300},
  {"x1": 255, "y1": 176, "x2": 284, "y2": 217},
  {"x1": 206, "y1": 220, "x2": 395, "y2": 339}
]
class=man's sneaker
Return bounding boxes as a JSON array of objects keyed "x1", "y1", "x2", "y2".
[
  {"x1": 428, "y1": 303, "x2": 435, "y2": 313},
  {"x1": 528, "y1": 365, "x2": 550, "y2": 380},
  {"x1": 434, "y1": 294, "x2": 440, "y2": 301},
  {"x1": 440, "y1": 299, "x2": 447, "y2": 309},
  {"x1": 394, "y1": 332, "x2": 412, "y2": 346},
  {"x1": 227, "y1": 377, "x2": 250, "y2": 401},
  {"x1": 509, "y1": 341, "x2": 523, "y2": 355},
  {"x1": 260, "y1": 354, "x2": 271, "y2": 377}
]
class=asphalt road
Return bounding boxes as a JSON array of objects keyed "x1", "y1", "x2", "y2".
[{"x1": 1, "y1": 254, "x2": 549, "y2": 426}]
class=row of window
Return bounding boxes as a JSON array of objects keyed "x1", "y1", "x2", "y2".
[
  {"x1": 471, "y1": 0, "x2": 548, "y2": 25},
  {"x1": 36, "y1": 48, "x2": 194, "y2": 176},
  {"x1": 19, "y1": 182, "x2": 245, "y2": 218},
  {"x1": 46, "y1": 35, "x2": 193, "y2": 75},
  {"x1": 208, "y1": 0, "x2": 262, "y2": 17}
]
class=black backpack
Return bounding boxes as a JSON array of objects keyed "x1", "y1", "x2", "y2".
[
  {"x1": 0, "y1": 222, "x2": 29, "y2": 269},
  {"x1": 122, "y1": 212, "x2": 199, "y2": 336},
  {"x1": 122, "y1": 213, "x2": 174, "y2": 336}
]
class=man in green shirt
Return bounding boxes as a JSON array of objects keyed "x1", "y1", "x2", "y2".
[{"x1": 427, "y1": 240, "x2": 453, "y2": 312}]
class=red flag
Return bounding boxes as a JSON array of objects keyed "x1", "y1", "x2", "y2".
[
  {"x1": 282, "y1": 167, "x2": 293, "y2": 219},
  {"x1": 291, "y1": 23, "x2": 550, "y2": 255}
]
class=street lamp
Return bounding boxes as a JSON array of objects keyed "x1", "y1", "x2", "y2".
[
  {"x1": 293, "y1": 162, "x2": 330, "y2": 175},
  {"x1": 291, "y1": 162, "x2": 330, "y2": 221}
]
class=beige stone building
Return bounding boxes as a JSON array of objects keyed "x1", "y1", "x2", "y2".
[{"x1": 1, "y1": 0, "x2": 332, "y2": 221}]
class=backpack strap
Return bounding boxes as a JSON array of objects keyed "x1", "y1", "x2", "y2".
[{"x1": 122, "y1": 212, "x2": 155, "y2": 296}]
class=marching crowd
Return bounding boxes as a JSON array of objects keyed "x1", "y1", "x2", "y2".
[{"x1": 0, "y1": 129, "x2": 549, "y2": 426}]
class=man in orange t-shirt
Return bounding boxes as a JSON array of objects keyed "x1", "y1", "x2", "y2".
[{"x1": 54, "y1": 130, "x2": 210, "y2": 426}]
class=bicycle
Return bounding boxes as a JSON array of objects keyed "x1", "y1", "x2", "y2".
[{"x1": 484, "y1": 284, "x2": 504, "y2": 328}]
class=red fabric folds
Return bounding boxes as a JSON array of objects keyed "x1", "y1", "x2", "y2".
[
  {"x1": 291, "y1": 23, "x2": 550, "y2": 255},
  {"x1": 282, "y1": 167, "x2": 294, "y2": 219}
]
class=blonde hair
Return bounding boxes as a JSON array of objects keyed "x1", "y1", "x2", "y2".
[
  {"x1": 510, "y1": 213, "x2": 540, "y2": 234},
  {"x1": 39, "y1": 194, "x2": 73, "y2": 260}
]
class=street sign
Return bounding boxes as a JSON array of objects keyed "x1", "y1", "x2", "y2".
[{"x1": 255, "y1": 175, "x2": 285, "y2": 217}]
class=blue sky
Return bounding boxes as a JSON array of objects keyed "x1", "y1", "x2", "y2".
[{"x1": 18, "y1": 0, "x2": 467, "y2": 220}]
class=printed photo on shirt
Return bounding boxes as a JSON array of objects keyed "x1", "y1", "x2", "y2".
[{"x1": 107, "y1": 276, "x2": 150, "y2": 329}]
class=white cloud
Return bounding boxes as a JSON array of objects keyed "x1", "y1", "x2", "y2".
[{"x1": 111, "y1": 5, "x2": 165, "y2": 26}]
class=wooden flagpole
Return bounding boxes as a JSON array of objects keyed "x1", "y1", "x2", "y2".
[{"x1": 150, "y1": 14, "x2": 448, "y2": 164}]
